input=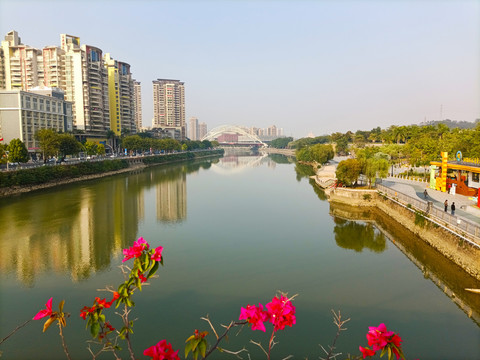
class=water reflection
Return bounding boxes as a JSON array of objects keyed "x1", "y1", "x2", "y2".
[
  {"x1": 333, "y1": 218, "x2": 387, "y2": 253},
  {"x1": 329, "y1": 201, "x2": 480, "y2": 327},
  {"x1": 294, "y1": 162, "x2": 316, "y2": 182},
  {"x1": 211, "y1": 153, "x2": 277, "y2": 174},
  {"x1": 0, "y1": 159, "x2": 219, "y2": 285}
]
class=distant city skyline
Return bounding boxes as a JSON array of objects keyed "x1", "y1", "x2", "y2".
[{"x1": 1, "y1": 0, "x2": 478, "y2": 138}]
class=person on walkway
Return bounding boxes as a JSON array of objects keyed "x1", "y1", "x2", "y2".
[
  {"x1": 451, "y1": 202, "x2": 456, "y2": 215},
  {"x1": 424, "y1": 189, "x2": 428, "y2": 199},
  {"x1": 444, "y1": 199, "x2": 448, "y2": 212}
]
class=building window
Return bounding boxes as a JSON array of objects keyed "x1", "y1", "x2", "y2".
[{"x1": 472, "y1": 173, "x2": 480, "y2": 183}]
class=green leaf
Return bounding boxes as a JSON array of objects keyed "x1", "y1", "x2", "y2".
[
  {"x1": 199, "y1": 339, "x2": 207, "y2": 358},
  {"x1": 90, "y1": 322, "x2": 100, "y2": 338},
  {"x1": 185, "y1": 341, "x2": 193, "y2": 358},
  {"x1": 99, "y1": 314, "x2": 105, "y2": 323},
  {"x1": 147, "y1": 261, "x2": 159, "y2": 279},
  {"x1": 387, "y1": 346, "x2": 392, "y2": 360},
  {"x1": 379, "y1": 346, "x2": 387, "y2": 358},
  {"x1": 191, "y1": 338, "x2": 200, "y2": 351},
  {"x1": 59, "y1": 300, "x2": 65, "y2": 313}
]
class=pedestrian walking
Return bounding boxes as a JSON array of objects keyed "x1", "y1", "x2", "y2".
[
  {"x1": 424, "y1": 189, "x2": 428, "y2": 199},
  {"x1": 451, "y1": 202, "x2": 455, "y2": 215},
  {"x1": 444, "y1": 200, "x2": 448, "y2": 212}
]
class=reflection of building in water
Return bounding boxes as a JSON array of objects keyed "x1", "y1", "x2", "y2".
[
  {"x1": 211, "y1": 154, "x2": 270, "y2": 175},
  {"x1": 156, "y1": 172, "x2": 186, "y2": 222},
  {"x1": 0, "y1": 176, "x2": 140, "y2": 285}
]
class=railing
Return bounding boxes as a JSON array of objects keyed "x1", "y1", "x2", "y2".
[{"x1": 377, "y1": 183, "x2": 480, "y2": 248}]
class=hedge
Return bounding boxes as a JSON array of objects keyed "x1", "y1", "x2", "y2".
[{"x1": 0, "y1": 159, "x2": 129, "y2": 188}]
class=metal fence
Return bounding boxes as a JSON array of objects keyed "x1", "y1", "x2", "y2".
[{"x1": 377, "y1": 183, "x2": 480, "y2": 247}]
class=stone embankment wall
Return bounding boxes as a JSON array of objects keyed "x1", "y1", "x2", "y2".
[
  {"x1": 260, "y1": 148, "x2": 295, "y2": 156},
  {"x1": 326, "y1": 187, "x2": 480, "y2": 281}
]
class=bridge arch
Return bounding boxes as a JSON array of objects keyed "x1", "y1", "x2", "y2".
[{"x1": 201, "y1": 125, "x2": 267, "y2": 147}]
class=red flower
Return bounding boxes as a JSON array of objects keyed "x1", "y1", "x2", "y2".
[
  {"x1": 151, "y1": 246, "x2": 163, "y2": 262},
  {"x1": 359, "y1": 346, "x2": 376, "y2": 358},
  {"x1": 239, "y1": 303, "x2": 268, "y2": 332},
  {"x1": 367, "y1": 323, "x2": 394, "y2": 350},
  {"x1": 138, "y1": 270, "x2": 148, "y2": 283},
  {"x1": 80, "y1": 305, "x2": 94, "y2": 320},
  {"x1": 265, "y1": 295, "x2": 296, "y2": 332},
  {"x1": 144, "y1": 339, "x2": 180, "y2": 360},
  {"x1": 33, "y1": 298, "x2": 53, "y2": 320},
  {"x1": 122, "y1": 237, "x2": 149, "y2": 262}
]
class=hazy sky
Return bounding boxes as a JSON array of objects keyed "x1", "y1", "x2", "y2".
[{"x1": 1, "y1": 0, "x2": 479, "y2": 138}]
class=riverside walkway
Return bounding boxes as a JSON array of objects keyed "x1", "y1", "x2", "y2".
[{"x1": 381, "y1": 176, "x2": 480, "y2": 224}]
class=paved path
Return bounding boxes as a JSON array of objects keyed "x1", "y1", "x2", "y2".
[{"x1": 382, "y1": 177, "x2": 480, "y2": 223}]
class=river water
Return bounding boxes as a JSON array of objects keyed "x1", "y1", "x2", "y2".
[{"x1": 0, "y1": 152, "x2": 479, "y2": 360}]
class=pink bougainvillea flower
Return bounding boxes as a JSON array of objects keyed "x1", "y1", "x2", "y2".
[
  {"x1": 151, "y1": 246, "x2": 164, "y2": 262},
  {"x1": 359, "y1": 346, "x2": 376, "y2": 358},
  {"x1": 33, "y1": 297, "x2": 53, "y2": 320},
  {"x1": 122, "y1": 237, "x2": 149, "y2": 262},
  {"x1": 239, "y1": 303, "x2": 268, "y2": 332},
  {"x1": 265, "y1": 295, "x2": 296, "y2": 332},
  {"x1": 367, "y1": 323, "x2": 394, "y2": 350},
  {"x1": 144, "y1": 339, "x2": 180, "y2": 360}
]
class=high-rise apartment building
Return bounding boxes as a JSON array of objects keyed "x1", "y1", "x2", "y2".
[
  {"x1": 105, "y1": 53, "x2": 135, "y2": 136},
  {"x1": 199, "y1": 122, "x2": 207, "y2": 140},
  {"x1": 80, "y1": 44, "x2": 110, "y2": 134},
  {"x1": 133, "y1": 81, "x2": 142, "y2": 130},
  {"x1": 152, "y1": 79, "x2": 185, "y2": 140},
  {"x1": 0, "y1": 31, "x2": 138, "y2": 137},
  {"x1": 1, "y1": 31, "x2": 42, "y2": 91},
  {"x1": 188, "y1": 116, "x2": 198, "y2": 140}
]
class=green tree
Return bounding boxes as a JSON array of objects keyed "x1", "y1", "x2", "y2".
[
  {"x1": 96, "y1": 143, "x2": 106, "y2": 156},
  {"x1": 336, "y1": 158, "x2": 362, "y2": 186},
  {"x1": 58, "y1": 134, "x2": 81, "y2": 158},
  {"x1": 35, "y1": 129, "x2": 60, "y2": 162},
  {"x1": 7, "y1": 138, "x2": 29, "y2": 163},
  {"x1": 270, "y1": 137, "x2": 294, "y2": 149},
  {"x1": 84, "y1": 141, "x2": 97, "y2": 156},
  {"x1": 0, "y1": 143, "x2": 8, "y2": 164},
  {"x1": 363, "y1": 157, "x2": 389, "y2": 187}
]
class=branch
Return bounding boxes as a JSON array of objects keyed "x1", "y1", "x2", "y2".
[
  {"x1": 320, "y1": 310, "x2": 350, "y2": 360},
  {"x1": 58, "y1": 322, "x2": 72, "y2": 360},
  {"x1": 0, "y1": 319, "x2": 32, "y2": 345},
  {"x1": 200, "y1": 317, "x2": 247, "y2": 359}
]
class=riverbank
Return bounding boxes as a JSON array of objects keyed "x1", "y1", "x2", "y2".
[
  {"x1": 0, "y1": 150, "x2": 224, "y2": 198},
  {"x1": 260, "y1": 147, "x2": 295, "y2": 156},
  {"x1": 324, "y1": 186, "x2": 480, "y2": 281}
]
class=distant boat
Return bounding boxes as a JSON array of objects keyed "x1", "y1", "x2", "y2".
[{"x1": 465, "y1": 288, "x2": 480, "y2": 294}]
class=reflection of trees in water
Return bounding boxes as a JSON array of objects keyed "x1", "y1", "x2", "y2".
[
  {"x1": 294, "y1": 162, "x2": 315, "y2": 182},
  {"x1": 309, "y1": 179, "x2": 327, "y2": 201},
  {"x1": 334, "y1": 219, "x2": 386, "y2": 253},
  {"x1": 268, "y1": 154, "x2": 295, "y2": 164}
]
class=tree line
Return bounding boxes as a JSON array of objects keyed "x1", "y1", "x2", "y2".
[
  {"x1": 0, "y1": 129, "x2": 220, "y2": 165},
  {"x1": 268, "y1": 120, "x2": 480, "y2": 188}
]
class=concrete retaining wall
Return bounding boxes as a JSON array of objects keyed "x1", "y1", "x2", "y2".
[{"x1": 326, "y1": 188, "x2": 480, "y2": 281}]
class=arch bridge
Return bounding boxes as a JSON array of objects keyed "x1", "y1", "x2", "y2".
[{"x1": 201, "y1": 125, "x2": 267, "y2": 147}]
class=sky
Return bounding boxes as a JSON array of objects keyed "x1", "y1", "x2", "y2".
[{"x1": 0, "y1": 0, "x2": 479, "y2": 139}]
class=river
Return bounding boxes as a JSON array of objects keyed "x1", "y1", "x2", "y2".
[{"x1": 0, "y1": 152, "x2": 479, "y2": 359}]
